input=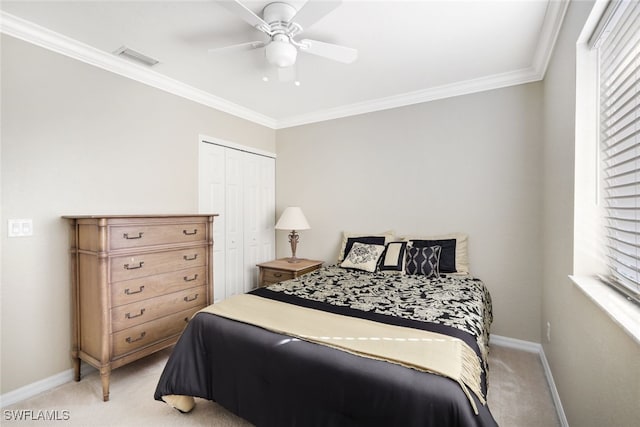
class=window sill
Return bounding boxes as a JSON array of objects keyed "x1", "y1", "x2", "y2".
[{"x1": 570, "y1": 275, "x2": 640, "y2": 346}]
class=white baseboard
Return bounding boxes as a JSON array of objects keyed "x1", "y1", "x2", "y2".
[
  {"x1": 490, "y1": 334, "x2": 541, "y2": 353},
  {"x1": 490, "y1": 334, "x2": 568, "y2": 427},
  {"x1": 0, "y1": 363, "x2": 95, "y2": 408},
  {"x1": 538, "y1": 344, "x2": 569, "y2": 427}
]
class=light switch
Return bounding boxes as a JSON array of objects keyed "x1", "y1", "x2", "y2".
[
  {"x1": 8, "y1": 219, "x2": 33, "y2": 237},
  {"x1": 21, "y1": 219, "x2": 33, "y2": 236}
]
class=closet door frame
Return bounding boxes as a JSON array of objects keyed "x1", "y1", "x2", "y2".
[{"x1": 198, "y1": 135, "x2": 276, "y2": 302}]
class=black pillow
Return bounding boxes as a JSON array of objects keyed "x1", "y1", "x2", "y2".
[
  {"x1": 409, "y1": 238, "x2": 457, "y2": 273},
  {"x1": 344, "y1": 236, "x2": 387, "y2": 261}
]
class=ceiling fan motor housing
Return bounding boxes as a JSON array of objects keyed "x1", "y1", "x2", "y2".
[{"x1": 263, "y1": 2, "x2": 297, "y2": 24}]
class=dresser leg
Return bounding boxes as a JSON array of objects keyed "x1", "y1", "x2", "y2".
[
  {"x1": 100, "y1": 366, "x2": 111, "y2": 402},
  {"x1": 72, "y1": 356, "x2": 81, "y2": 382}
]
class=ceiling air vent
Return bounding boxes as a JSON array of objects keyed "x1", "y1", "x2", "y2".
[{"x1": 113, "y1": 46, "x2": 159, "y2": 67}]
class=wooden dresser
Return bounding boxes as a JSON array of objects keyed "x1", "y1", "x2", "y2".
[{"x1": 64, "y1": 214, "x2": 217, "y2": 401}]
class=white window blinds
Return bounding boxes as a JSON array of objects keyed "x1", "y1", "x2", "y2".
[{"x1": 593, "y1": 0, "x2": 640, "y2": 303}]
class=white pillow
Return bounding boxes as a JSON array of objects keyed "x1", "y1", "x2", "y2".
[{"x1": 340, "y1": 242, "x2": 386, "y2": 273}]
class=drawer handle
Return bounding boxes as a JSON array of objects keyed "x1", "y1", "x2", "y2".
[
  {"x1": 125, "y1": 309, "x2": 145, "y2": 319},
  {"x1": 123, "y1": 232, "x2": 144, "y2": 240},
  {"x1": 183, "y1": 229, "x2": 198, "y2": 236},
  {"x1": 184, "y1": 317, "x2": 189, "y2": 323},
  {"x1": 183, "y1": 274, "x2": 198, "y2": 282},
  {"x1": 126, "y1": 332, "x2": 146, "y2": 343},
  {"x1": 273, "y1": 273, "x2": 283, "y2": 278},
  {"x1": 184, "y1": 294, "x2": 199, "y2": 302},
  {"x1": 124, "y1": 261, "x2": 144, "y2": 270},
  {"x1": 124, "y1": 286, "x2": 145, "y2": 295},
  {"x1": 183, "y1": 254, "x2": 198, "y2": 261}
]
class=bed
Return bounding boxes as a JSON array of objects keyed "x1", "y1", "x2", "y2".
[{"x1": 154, "y1": 234, "x2": 497, "y2": 426}]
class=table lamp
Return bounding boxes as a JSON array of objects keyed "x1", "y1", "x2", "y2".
[{"x1": 275, "y1": 206, "x2": 310, "y2": 263}]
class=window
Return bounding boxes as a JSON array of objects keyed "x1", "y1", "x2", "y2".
[{"x1": 591, "y1": 0, "x2": 640, "y2": 304}]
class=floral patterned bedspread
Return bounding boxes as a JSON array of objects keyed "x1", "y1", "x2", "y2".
[{"x1": 266, "y1": 265, "x2": 493, "y2": 365}]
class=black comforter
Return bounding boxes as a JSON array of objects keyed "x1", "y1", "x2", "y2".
[{"x1": 154, "y1": 267, "x2": 498, "y2": 426}]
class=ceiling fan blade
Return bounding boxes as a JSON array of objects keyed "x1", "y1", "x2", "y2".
[
  {"x1": 217, "y1": 0, "x2": 270, "y2": 32},
  {"x1": 290, "y1": 0, "x2": 342, "y2": 31},
  {"x1": 299, "y1": 39, "x2": 358, "y2": 64},
  {"x1": 208, "y1": 41, "x2": 266, "y2": 54}
]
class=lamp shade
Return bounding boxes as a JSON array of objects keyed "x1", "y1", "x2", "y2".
[{"x1": 275, "y1": 207, "x2": 310, "y2": 231}]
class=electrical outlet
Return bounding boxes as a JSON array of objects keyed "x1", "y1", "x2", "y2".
[
  {"x1": 8, "y1": 219, "x2": 33, "y2": 237},
  {"x1": 546, "y1": 322, "x2": 551, "y2": 342}
]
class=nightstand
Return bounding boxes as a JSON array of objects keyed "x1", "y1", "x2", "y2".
[{"x1": 257, "y1": 258, "x2": 324, "y2": 287}]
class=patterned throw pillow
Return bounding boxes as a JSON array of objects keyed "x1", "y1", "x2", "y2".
[
  {"x1": 408, "y1": 239, "x2": 457, "y2": 273},
  {"x1": 405, "y1": 245, "x2": 441, "y2": 278},
  {"x1": 379, "y1": 241, "x2": 409, "y2": 273},
  {"x1": 340, "y1": 242, "x2": 386, "y2": 272}
]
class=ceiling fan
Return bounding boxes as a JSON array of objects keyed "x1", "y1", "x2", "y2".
[{"x1": 210, "y1": 0, "x2": 358, "y2": 70}]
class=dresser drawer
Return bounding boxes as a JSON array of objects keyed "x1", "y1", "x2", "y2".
[
  {"x1": 111, "y1": 266, "x2": 206, "y2": 307},
  {"x1": 109, "y1": 222, "x2": 207, "y2": 250},
  {"x1": 111, "y1": 285, "x2": 206, "y2": 332},
  {"x1": 110, "y1": 247, "x2": 206, "y2": 282},
  {"x1": 112, "y1": 306, "x2": 203, "y2": 358},
  {"x1": 262, "y1": 269, "x2": 295, "y2": 284}
]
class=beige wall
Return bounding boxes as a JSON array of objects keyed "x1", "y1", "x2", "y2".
[
  {"x1": 541, "y1": 1, "x2": 640, "y2": 426},
  {"x1": 275, "y1": 83, "x2": 544, "y2": 342},
  {"x1": 3, "y1": 3, "x2": 639, "y2": 423},
  {"x1": 0, "y1": 35, "x2": 275, "y2": 393}
]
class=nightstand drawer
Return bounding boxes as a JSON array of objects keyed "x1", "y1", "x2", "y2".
[
  {"x1": 112, "y1": 306, "x2": 203, "y2": 357},
  {"x1": 257, "y1": 259, "x2": 324, "y2": 287},
  {"x1": 262, "y1": 269, "x2": 295, "y2": 284},
  {"x1": 110, "y1": 247, "x2": 206, "y2": 282},
  {"x1": 111, "y1": 285, "x2": 206, "y2": 332},
  {"x1": 110, "y1": 222, "x2": 207, "y2": 250}
]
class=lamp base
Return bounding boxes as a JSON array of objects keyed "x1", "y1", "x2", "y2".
[{"x1": 287, "y1": 230, "x2": 300, "y2": 263}]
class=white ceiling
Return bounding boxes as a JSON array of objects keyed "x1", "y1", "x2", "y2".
[{"x1": 0, "y1": 0, "x2": 568, "y2": 128}]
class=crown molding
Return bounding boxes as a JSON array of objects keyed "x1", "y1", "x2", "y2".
[
  {"x1": 274, "y1": 66, "x2": 541, "y2": 129},
  {"x1": 274, "y1": 0, "x2": 570, "y2": 129},
  {"x1": 531, "y1": 0, "x2": 571, "y2": 79},
  {"x1": 1, "y1": 1, "x2": 569, "y2": 131},
  {"x1": 0, "y1": 11, "x2": 277, "y2": 129}
]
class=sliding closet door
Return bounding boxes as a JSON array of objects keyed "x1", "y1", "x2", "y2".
[
  {"x1": 199, "y1": 140, "x2": 275, "y2": 302},
  {"x1": 198, "y1": 143, "x2": 227, "y2": 302},
  {"x1": 243, "y1": 154, "x2": 276, "y2": 291},
  {"x1": 225, "y1": 149, "x2": 245, "y2": 297},
  {"x1": 258, "y1": 156, "x2": 275, "y2": 264}
]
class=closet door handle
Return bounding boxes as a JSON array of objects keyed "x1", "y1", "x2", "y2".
[
  {"x1": 183, "y1": 254, "x2": 198, "y2": 261},
  {"x1": 124, "y1": 262, "x2": 144, "y2": 270},
  {"x1": 125, "y1": 309, "x2": 145, "y2": 319},
  {"x1": 184, "y1": 294, "x2": 199, "y2": 302},
  {"x1": 125, "y1": 286, "x2": 145, "y2": 295},
  {"x1": 126, "y1": 332, "x2": 146, "y2": 343},
  {"x1": 183, "y1": 229, "x2": 198, "y2": 235},
  {"x1": 123, "y1": 232, "x2": 144, "y2": 240}
]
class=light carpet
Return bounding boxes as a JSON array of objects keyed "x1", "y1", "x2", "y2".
[{"x1": 2, "y1": 344, "x2": 560, "y2": 426}]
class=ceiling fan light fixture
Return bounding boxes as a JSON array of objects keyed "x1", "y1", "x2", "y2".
[{"x1": 265, "y1": 38, "x2": 297, "y2": 68}]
